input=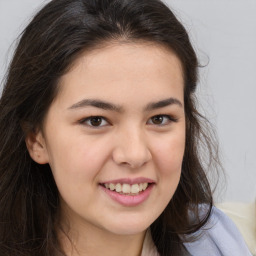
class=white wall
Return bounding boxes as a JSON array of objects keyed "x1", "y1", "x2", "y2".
[
  {"x1": 167, "y1": 0, "x2": 256, "y2": 203},
  {"x1": 0, "y1": 0, "x2": 255, "y2": 203}
]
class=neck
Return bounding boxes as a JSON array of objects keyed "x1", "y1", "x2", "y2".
[{"x1": 57, "y1": 215, "x2": 146, "y2": 256}]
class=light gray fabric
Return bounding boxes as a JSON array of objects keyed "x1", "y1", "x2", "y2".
[
  {"x1": 184, "y1": 207, "x2": 252, "y2": 256},
  {"x1": 141, "y1": 206, "x2": 252, "y2": 256}
]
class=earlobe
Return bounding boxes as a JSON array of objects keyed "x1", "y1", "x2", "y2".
[{"x1": 25, "y1": 130, "x2": 49, "y2": 164}]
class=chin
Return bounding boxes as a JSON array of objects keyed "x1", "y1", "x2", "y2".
[{"x1": 103, "y1": 215, "x2": 155, "y2": 236}]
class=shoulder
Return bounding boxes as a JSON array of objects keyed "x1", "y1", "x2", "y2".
[{"x1": 184, "y1": 206, "x2": 252, "y2": 256}]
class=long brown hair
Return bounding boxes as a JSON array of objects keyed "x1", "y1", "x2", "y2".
[{"x1": 0, "y1": 0, "x2": 220, "y2": 255}]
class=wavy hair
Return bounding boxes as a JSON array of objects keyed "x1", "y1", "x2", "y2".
[{"x1": 0, "y1": 0, "x2": 220, "y2": 255}]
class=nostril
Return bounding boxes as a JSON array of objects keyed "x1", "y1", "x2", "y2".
[{"x1": 112, "y1": 147, "x2": 152, "y2": 168}]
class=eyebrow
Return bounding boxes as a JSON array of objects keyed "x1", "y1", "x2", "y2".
[
  {"x1": 68, "y1": 99, "x2": 123, "y2": 112},
  {"x1": 144, "y1": 97, "x2": 183, "y2": 111},
  {"x1": 68, "y1": 97, "x2": 183, "y2": 112}
]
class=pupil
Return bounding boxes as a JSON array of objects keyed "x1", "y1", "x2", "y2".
[
  {"x1": 91, "y1": 117, "x2": 102, "y2": 126},
  {"x1": 153, "y1": 116, "x2": 163, "y2": 124}
]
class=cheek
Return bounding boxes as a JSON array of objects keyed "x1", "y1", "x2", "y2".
[
  {"x1": 46, "y1": 132, "x2": 113, "y2": 187},
  {"x1": 149, "y1": 133, "x2": 185, "y2": 216},
  {"x1": 70, "y1": 135, "x2": 114, "y2": 174},
  {"x1": 46, "y1": 136, "x2": 110, "y2": 209},
  {"x1": 153, "y1": 133, "x2": 185, "y2": 176}
]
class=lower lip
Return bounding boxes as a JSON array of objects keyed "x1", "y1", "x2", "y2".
[{"x1": 100, "y1": 184, "x2": 154, "y2": 207}]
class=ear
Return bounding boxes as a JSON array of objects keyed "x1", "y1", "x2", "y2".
[{"x1": 25, "y1": 130, "x2": 49, "y2": 164}]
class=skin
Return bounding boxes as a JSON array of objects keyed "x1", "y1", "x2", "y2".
[{"x1": 27, "y1": 42, "x2": 186, "y2": 256}]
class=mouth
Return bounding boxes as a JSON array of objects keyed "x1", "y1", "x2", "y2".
[
  {"x1": 100, "y1": 182, "x2": 151, "y2": 195},
  {"x1": 99, "y1": 179, "x2": 155, "y2": 206}
]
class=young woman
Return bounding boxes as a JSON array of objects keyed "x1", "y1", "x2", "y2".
[{"x1": 0, "y1": 0, "x2": 252, "y2": 255}]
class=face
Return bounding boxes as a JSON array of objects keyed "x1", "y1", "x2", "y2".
[{"x1": 29, "y1": 43, "x2": 185, "y2": 237}]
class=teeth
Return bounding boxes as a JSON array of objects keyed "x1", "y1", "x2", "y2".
[
  {"x1": 131, "y1": 184, "x2": 140, "y2": 194},
  {"x1": 109, "y1": 183, "x2": 115, "y2": 191},
  {"x1": 115, "y1": 183, "x2": 122, "y2": 193},
  {"x1": 142, "y1": 183, "x2": 148, "y2": 190},
  {"x1": 104, "y1": 183, "x2": 149, "y2": 194},
  {"x1": 122, "y1": 184, "x2": 131, "y2": 193}
]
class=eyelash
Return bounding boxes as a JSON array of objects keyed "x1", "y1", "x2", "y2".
[
  {"x1": 79, "y1": 116, "x2": 109, "y2": 128},
  {"x1": 147, "y1": 115, "x2": 178, "y2": 126},
  {"x1": 79, "y1": 114, "x2": 178, "y2": 128}
]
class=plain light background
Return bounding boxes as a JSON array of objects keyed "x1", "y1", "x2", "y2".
[{"x1": 0, "y1": 0, "x2": 255, "y2": 203}]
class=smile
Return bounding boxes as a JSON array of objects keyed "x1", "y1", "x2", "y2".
[
  {"x1": 103, "y1": 183, "x2": 149, "y2": 195},
  {"x1": 99, "y1": 178, "x2": 155, "y2": 207}
]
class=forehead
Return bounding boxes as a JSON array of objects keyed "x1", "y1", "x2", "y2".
[
  {"x1": 69, "y1": 40, "x2": 182, "y2": 64},
  {"x1": 55, "y1": 42, "x2": 184, "y2": 108}
]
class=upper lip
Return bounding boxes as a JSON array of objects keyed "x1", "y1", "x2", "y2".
[{"x1": 100, "y1": 177, "x2": 155, "y2": 185}]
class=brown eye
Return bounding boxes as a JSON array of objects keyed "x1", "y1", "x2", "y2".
[
  {"x1": 81, "y1": 116, "x2": 109, "y2": 127},
  {"x1": 148, "y1": 115, "x2": 176, "y2": 126},
  {"x1": 90, "y1": 117, "x2": 103, "y2": 126},
  {"x1": 151, "y1": 115, "x2": 164, "y2": 125}
]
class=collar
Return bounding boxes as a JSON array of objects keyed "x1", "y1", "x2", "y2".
[{"x1": 141, "y1": 229, "x2": 159, "y2": 256}]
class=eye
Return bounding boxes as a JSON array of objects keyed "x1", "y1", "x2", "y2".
[
  {"x1": 147, "y1": 115, "x2": 177, "y2": 126},
  {"x1": 80, "y1": 116, "x2": 109, "y2": 127}
]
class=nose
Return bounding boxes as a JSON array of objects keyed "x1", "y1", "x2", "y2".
[{"x1": 112, "y1": 128, "x2": 152, "y2": 169}]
